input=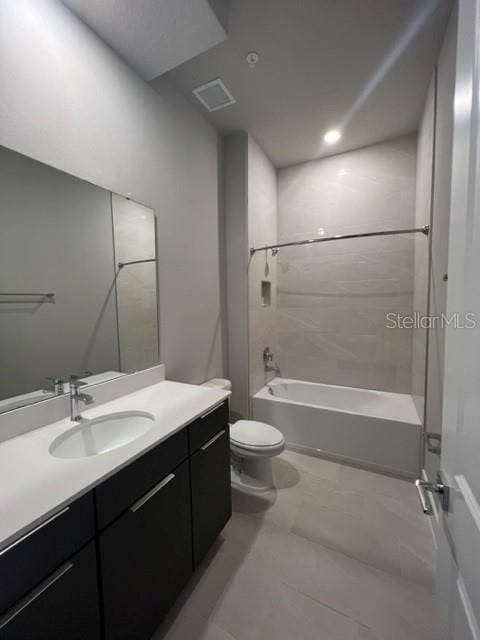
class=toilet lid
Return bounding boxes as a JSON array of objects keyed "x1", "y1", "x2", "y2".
[{"x1": 230, "y1": 420, "x2": 284, "y2": 448}]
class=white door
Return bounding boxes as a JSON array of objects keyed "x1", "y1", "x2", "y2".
[{"x1": 430, "y1": 0, "x2": 480, "y2": 637}]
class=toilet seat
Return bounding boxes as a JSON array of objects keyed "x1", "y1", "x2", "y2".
[{"x1": 230, "y1": 420, "x2": 285, "y2": 452}]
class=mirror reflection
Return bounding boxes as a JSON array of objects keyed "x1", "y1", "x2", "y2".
[{"x1": 0, "y1": 145, "x2": 159, "y2": 414}]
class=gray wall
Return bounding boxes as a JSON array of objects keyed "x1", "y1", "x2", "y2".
[
  {"x1": 224, "y1": 133, "x2": 278, "y2": 418},
  {"x1": 0, "y1": 146, "x2": 119, "y2": 400},
  {"x1": 276, "y1": 137, "x2": 417, "y2": 393},
  {"x1": 0, "y1": 0, "x2": 224, "y2": 384},
  {"x1": 224, "y1": 134, "x2": 249, "y2": 418}
]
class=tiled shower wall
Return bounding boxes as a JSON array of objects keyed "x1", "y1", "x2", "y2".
[
  {"x1": 276, "y1": 136, "x2": 417, "y2": 393},
  {"x1": 412, "y1": 80, "x2": 434, "y2": 419},
  {"x1": 247, "y1": 136, "x2": 278, "y2": 398}
]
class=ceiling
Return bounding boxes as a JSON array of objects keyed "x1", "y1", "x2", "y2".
[
  {"x1": 62, "y1": 0, "x2": 227, "y2": 81},
  {"x1": 166, "y1": 0, "x2": 453, "y2": 167}
]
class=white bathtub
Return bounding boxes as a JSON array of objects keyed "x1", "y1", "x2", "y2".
[{"x1": 253, "y1": 378, "x2": 422, "y2": 478}]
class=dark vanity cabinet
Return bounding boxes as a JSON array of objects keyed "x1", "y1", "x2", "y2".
[
  {"x1": 0, "y1": 494, "x2": 101, "y2": 640},
  {"x1": 188, "y1": 402, "x2": 231, "y2": 566},
  {"x1": 0, "y1": 543, "x2": 101, "y2": 640},
  {"x1": 1, "y1": 399, "x2": 230, "y2": 640},
  {"x1": 98, "y1": 455, "x2": 193, "y2": 639}
]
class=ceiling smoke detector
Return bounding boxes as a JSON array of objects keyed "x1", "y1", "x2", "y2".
[
  {"x1": 192, "y1": 78, "x2": 236, "y2": 112},
  {"x1": 246, "y1": 52, "x2": 259, "y2": 68}
]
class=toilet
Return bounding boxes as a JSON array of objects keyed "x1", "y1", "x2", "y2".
[{"x1": 201, "y1": 379, "x2": 285, "y2": 492}]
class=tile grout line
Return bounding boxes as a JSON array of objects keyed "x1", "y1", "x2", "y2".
[{"x1": 280, "y1": 580, "x2": 377, "y2": 634}]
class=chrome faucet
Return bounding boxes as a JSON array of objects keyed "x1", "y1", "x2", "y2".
[
  {"x1": 263, "y1": 347, "x2": 281, "y2": 376},
  {"x1": 69, "y1": 378, "x2": 94, "y2": 422}
]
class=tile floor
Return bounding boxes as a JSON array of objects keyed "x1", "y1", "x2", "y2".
[{"x1": 153, "y1": 450, "x2": 437, "y2": 640}]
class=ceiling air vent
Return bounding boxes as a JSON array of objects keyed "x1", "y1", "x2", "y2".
[{"x1": 192, "y1": 78, "x2": 236, "y2": 112}]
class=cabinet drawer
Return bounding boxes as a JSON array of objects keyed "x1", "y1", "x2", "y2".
[
  {"x1": 0, "y1": 492, "x2": 95, "y2": 614},
  {"x1": 100, "y1": 460, "x2": 193, "y2": 640},
  {"x1": 188, "y1": 400, "x2": 229, "y2": 453},
  {"x1": 95, "y1": 428, "x2": 188, "y2": 530},
  {"x1": 0, "y1": 542, "x2": 101, "y2": 640}
]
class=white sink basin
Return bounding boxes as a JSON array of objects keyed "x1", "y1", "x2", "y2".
[{"x1": 49, "y1": 411, "x2": 155, "y2": 459}]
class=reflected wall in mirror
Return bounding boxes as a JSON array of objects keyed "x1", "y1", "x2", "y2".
[
  {"x1": 112, "y1": 194, "x2": 159, "y2": 373},
  {"x1": 0, "y1": 145, "x2": 159, "y2": 414}
]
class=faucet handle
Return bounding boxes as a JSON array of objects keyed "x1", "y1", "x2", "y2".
[
  {"x1": 69, "y1": 376, "x2": 88, "y2": 389},
  {"x1": 44, "y1": 376, "x2": 65, "y2": 394},
  {"x1": 263, "y1": 346, "x2": 274, "y2": 364}
]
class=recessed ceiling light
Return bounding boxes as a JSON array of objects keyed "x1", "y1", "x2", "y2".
[
  {"x1": 324, "y1": 129, "x2": 342, "y2": 144},
  {"x1": 337, "y1": 169, "x2": 347, "y2": 176}
]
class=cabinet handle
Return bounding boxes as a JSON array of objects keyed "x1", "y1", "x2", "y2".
[
  {"x1": 130, "y1": 473, "x2": 176, "y2": 513},
  {"x1": 0, "y1": 506, "x2": 70, "y2": 557},
  {"x1": 0, "y1": 561, "x2": 73, "y2": 629},
  {"x1": 201, "y1": 429, "x2": 226, "y2": 451},
  {"x1": 199, "y1": 402, "x2": 224, "y2": 419}
]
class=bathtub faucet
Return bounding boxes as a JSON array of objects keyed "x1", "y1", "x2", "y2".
[{"x1": 263, "y1": 347, "x2": 281, "y2": 376}]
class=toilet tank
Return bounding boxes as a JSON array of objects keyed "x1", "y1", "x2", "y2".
[{"x1": 201, "y1": 378, "x2": 232, "y2": 391}]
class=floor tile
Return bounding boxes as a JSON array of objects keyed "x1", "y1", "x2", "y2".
[
  {"x1": 280, "y1": 449, "x2": 342, "y2": 483},
  {"x1": 154, "y1": 450, "x2": 437, "y2": 640},
  {"x1": 153, "y1": 611, "x2": 237, "y2": 640},
  {"x1": 231, "y1": 482, "x2": 304, "y2": 532},
  {"x1": 338, "y1": 463, "x2": 418, "y2": 506},
  {"x1": 255, "y1": 583, "x2": 373, "y2": 640},
  {"x1": 290, "y1": 472, "x2": 434, "y2": 587}
]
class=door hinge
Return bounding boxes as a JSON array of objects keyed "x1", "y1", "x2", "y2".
[{"x1": 425, "y1": 432, "x2": 442, "y2": 455}]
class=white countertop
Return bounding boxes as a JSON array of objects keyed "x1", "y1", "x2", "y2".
[{"x1": 0, "y1": 380, "x2": 230, "y2": 552}]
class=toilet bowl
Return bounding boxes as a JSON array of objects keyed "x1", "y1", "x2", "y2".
[{"x1": 201, "y1": 379, "x2": 285, "y2": 492}]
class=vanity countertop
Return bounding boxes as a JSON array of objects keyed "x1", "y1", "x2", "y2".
[{"x1": 0, "y1": 381, "x2": 230, "y2": 553}]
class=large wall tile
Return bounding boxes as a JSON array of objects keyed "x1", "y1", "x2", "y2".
[
  {"x1": 277, "y1": 136, "x2": 417, "y2": 392},
  {"x1": 248, "y1": 137, "x2": 278, "y2": 399}
]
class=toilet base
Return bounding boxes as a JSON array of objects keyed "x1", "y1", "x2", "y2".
[{"x1": 230, "y1": 453, "x2": 274, "y2": 493}]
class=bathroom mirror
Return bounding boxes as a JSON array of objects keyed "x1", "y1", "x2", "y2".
[{"x1": 0, "y1": 144, "x2": 159, "y2": 414}]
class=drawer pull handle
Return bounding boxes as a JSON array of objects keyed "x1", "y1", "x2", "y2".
[
  {"x1": 0, "y1": 561, "x2": 73, "y2": 629},
  {"x1": 201, "y1": 429, "x2": 226, "y2": 451},
  {"x1": 0, "y1": 506, "x2": 70, "y2": 557},
  {"x1": 199, "y1": 402, "x2": 224, "y2": 419},
  {"x1": 130, "y1": 473, "x2": 176, "y2": 513}
]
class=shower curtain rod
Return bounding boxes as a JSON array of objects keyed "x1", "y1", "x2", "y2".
[{"x1": 249, "y1": 225, "x2": 430, "y2": 255}]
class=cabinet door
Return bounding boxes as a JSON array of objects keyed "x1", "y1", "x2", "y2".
[
  {"x1": 190, "y1": 426, "x2": 231, "y2": 566},
  {"x1": 0, "y1": 542, "x2": 101, "y2": 640},
  {"x1": 100, "y1": 460, "x2": 193, "y2": 640}
]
